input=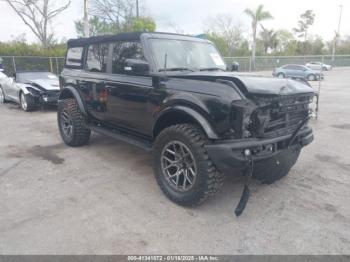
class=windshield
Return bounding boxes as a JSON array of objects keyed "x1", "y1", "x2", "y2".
[
  {"x1": 16, "y1": 72, "x2": 58, "y2": 83},
  {"x1": 148, "y1": 38, "x2": 227, "y2": 72}
]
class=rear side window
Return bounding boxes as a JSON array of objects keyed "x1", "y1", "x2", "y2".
[
  {"x1": 86, "y1": 43, "x2": 110, "y2": 73},
  {"x1": 111, "y1": 41, "x2": 146, "y2": 74},
  {"x1": 66, "y1": 47, "x2": 84, "y2": 67}
]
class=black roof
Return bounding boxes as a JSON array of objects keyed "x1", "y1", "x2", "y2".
[
  {"x1": 67, "y1": 32, "x2": 143, "y2": 47},
  {"x1": 67, "y1": 32, "x2": 205, "y2": 47}
]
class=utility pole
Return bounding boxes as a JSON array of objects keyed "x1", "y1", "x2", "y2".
[
  {"x1": 136, "y1": 0, "x2": 139, "y2": 18},
  {"x1": 83, "y1": 0, "x2": 89, "y2": 37},
  {"x1": 332, "y1": 5, "x2": 343, "y2": 64}
]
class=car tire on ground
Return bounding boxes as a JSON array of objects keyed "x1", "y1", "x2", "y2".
[
  {"x1": 0, "y1": 87, "x2": 7, "y2": 103},
  {"x1": 307, "y1": 74, "x2": 316, "y2": 81},
  {"x1": 322, "y1": 67, "x2": 328, "y2": 71},
  {"x1": 277, "y1": 73, "x2": 285, "y2": 79},
  {"x1": 58, "y1": 98, "x2": 91, "y2": 147},
  {"x1": 252, "y1": 147, "x2": 301, "y2": 184},
  {"x1": 153, "y1": 124, "x2": 225, "y2": 207},
  {"x1": 20, "y1": 92, "x2": 36, "y2": 112}
]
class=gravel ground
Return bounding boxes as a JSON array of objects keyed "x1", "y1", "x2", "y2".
[{"x1": 0, "y1": 68, "x2": 349, "y2": 255}]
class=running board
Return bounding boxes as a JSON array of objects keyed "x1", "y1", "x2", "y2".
[{"x1": 86, "y1": 124, "x2": 152, "y2": 151}]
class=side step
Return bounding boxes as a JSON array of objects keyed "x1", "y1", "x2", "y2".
[{"x1": 86, "y1": 124, "x2": 152, "y2": 151}]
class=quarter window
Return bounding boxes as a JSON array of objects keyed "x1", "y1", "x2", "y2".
[
  {"x1": 111, "y1": 41, "x2": 146, "y2": 74},
  {"x1": 86, "y1": 44, "x2": 109, "y2": 73},
  {"x1": 66, "y1": 47, "x2": 84, "y2": 67}
]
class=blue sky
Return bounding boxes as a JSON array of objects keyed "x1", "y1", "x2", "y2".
[{"x1": 0, "y1": 0, "x2": 348, "y2": 43}]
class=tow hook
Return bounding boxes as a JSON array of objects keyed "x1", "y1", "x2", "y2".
[{"x1": 234, "y1": 152, "x2": 254, "y2": 217}]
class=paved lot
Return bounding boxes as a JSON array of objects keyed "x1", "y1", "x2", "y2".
[{"x1": 0, "y1": 68, "x2": 349, "y2": 255}]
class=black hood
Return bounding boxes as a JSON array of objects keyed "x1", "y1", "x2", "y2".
[{"x1": 173, "y1": 71, "x2": 314, "y2": 96}]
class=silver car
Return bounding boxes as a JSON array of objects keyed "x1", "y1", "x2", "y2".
[
  {"x1": 305, "y1": 62, "x2": 332, "y2": 71},
  {"x1": 0, "y1": 71, "x2": 60, "y2": 111}
]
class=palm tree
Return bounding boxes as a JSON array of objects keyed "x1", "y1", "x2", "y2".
[{"x1": 244, "y1": 5, "x2": 273, "y2": 70}]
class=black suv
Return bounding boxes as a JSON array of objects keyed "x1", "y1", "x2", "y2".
[{"x1": 58, "y1": 32, "x2": 314, "y2": 214}]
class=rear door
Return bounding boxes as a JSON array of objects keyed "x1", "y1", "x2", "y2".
[{"x1": 78, "y1": 43, "x2": 111, "y2": 121}]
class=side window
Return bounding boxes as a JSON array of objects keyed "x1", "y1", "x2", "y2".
[
  {"x1": 86, "y1": 43, "x2": 109, "y2": 73},
  {"x1": 66, "y1": 47, "x2": 84, "y2": 67},
  {"x1": 111, "y1": 41, "x2": 147, "y2": 75}
]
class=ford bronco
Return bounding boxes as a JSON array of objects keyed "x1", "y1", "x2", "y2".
[{"x1": 58, "y1": 32, "x2": 314, "y2": 215}]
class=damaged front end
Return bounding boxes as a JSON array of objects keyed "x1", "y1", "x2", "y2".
[{"x1": 206, "y1": 92, "x2": 315, "y2": 216}]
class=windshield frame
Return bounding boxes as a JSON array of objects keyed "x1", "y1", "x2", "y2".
[{"x1": 142, "y1": 34, "x2": 227, "y2": 74}]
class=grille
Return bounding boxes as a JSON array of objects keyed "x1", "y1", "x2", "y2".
[{"x1": 253, "y1": 95, "x2": 311, "y2": 138}]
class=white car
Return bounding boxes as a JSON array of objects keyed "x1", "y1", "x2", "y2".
[
  {"x1": 0, "y1": 71, "x2": 60, "y2": 111},
  {"x1": 305, "y1": 62, "x2": 332, "y2": 71}
]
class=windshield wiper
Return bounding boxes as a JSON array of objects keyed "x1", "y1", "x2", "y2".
[
  {"x1": 200, "y1": 67, "x2": 225, "y2": 71},
  {"x1": 159, "y1": 67, "x2": 194, "y2": 72}
]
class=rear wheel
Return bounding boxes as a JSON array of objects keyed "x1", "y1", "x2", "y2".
[
  {"x1": 277, "y1": 73, "x2": 285, "y2": 79},
  {"x1": 252, "y1": 147, "x2": 301, "y2": 184},
  {"x1": 20, "y1": 92, "x2": 36, "y2": 111},
  {"x1": 0, "y1": 87, "x2": 7, "y2": 103},
  {"x1": 58, "y1": 98, "x2": 91, "y2": 147},
  {"x1": 153, "y1": 124, "x2": 224, "y2": 206}
]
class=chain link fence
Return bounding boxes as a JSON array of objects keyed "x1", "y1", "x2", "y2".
[
  {"x1": 224, "y1": 55, "x2": 350, "y2": 72},
  {"x1": 1, "y1": 55, "x2": 350, "y2": 75},
  {"x1": 0, "y1": 56, "x2": 65, "y2": 76}
]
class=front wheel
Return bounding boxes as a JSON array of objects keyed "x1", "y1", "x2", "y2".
[
  {"x1": 58, "y1": 98, "x2": 91, "y2": 147},
  {"x1": 153, "y1": 124, "x2": 224, "y2": 207},
  {"x1": 20, "y1": 92, "x2": 36, "y2": 111},
  {"x1": 0, "y1": 87, "x2": 7, "y2": 103},
  {"x1": 307, "y1": 74, "x2": 316, "y2": 81}
]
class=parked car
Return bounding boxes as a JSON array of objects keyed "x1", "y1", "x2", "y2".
[
  {"x1": 273, "y1": 64, "x2": 324, "y2": 81},
  {"x1": 0, "y1": 71, "x2": 60, "y2": 111},
  {"x1": 305, "y1": 61, "x2": 332, "y2": 71},
  {"x1": 58, "y1": 32, "x2": 314, "y2": 215}
]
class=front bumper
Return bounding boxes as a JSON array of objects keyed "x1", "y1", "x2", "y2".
[
  {"x1": 30, "y1": 91, "x2": 59, "y2": 105},
  {"x1": 205, "y1": 127, "x2": 313, "y2": 175}
]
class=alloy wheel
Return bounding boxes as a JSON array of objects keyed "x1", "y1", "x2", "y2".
[
  {"x1": 0, "y1": 88, "x2": 4, "y2": 103},
  {"x1": 161, "y1": 141, "x2": 197, "y2": 192},
  {"x1": 60, "y1": 111, "x2": 74, "y2": 138},
  {"x1": 20, "y1": 93, "x2": 27, "y2": 110}
]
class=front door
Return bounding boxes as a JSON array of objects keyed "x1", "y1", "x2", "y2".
[{"x1": 104, "y1": 41, "x2": 153, "y2": 136}]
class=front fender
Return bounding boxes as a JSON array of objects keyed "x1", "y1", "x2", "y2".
[{"x1": 155, "y1": 105, "x2": 219, "y2": 140}]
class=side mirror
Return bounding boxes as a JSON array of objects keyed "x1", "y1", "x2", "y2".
[{"x1": 124, "y1": 59, "x2": 149, "y2": 76}]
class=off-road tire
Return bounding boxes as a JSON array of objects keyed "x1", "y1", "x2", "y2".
[
  {"x1": 153, "y1": 124, "x2": 225, "y2": 207},
  {"x1": 20, "y1": 92, "x2": 36, "y2": 112},
  {"x1": 252, "y1": 148, "x2": 301, "y2": 184},
  {"x1": 58, "y1": 98, "x2": 91, "y2": 147}
]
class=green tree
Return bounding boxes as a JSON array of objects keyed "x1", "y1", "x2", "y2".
[
  {"x1": 293, "y1": 10, "x2": 315, "y2": 41},
  {"x1": 259, "y1": 25, "x2": 279, "y2": 54},
  {"x1": 131, "y1": 17, "x2": 156, "y2": 32},
  {"x1": 205, "y1": 14, "x2": 249, "y2": 56},
  {"x1": 244, "y1": 5, "x2": 273, "y2": 69},
  {"x1": 75, "y1": 16, "x2": 119, "y2": 36}
]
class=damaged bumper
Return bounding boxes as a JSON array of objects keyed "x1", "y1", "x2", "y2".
[{"x1": 205, "y1": 127, "x2": 313, "y2": 175}]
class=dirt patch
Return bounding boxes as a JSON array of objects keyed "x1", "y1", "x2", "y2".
[
  {"x1": 28, "y1": 145, "x2": 65, "y2": 165},
  {"x1": 332, "y1": 124, "x2": 350, "y2": 130},
  {"x1": 6, "y1": 144, "x2": 65, "y2": 165}
]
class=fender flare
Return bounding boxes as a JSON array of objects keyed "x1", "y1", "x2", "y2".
[
  {"x1": 154, "y1": 105, "x2": 219, "y2": 140},
  {"x1": 59, "y1": 86, "x2": 87, "y2": 115}
]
